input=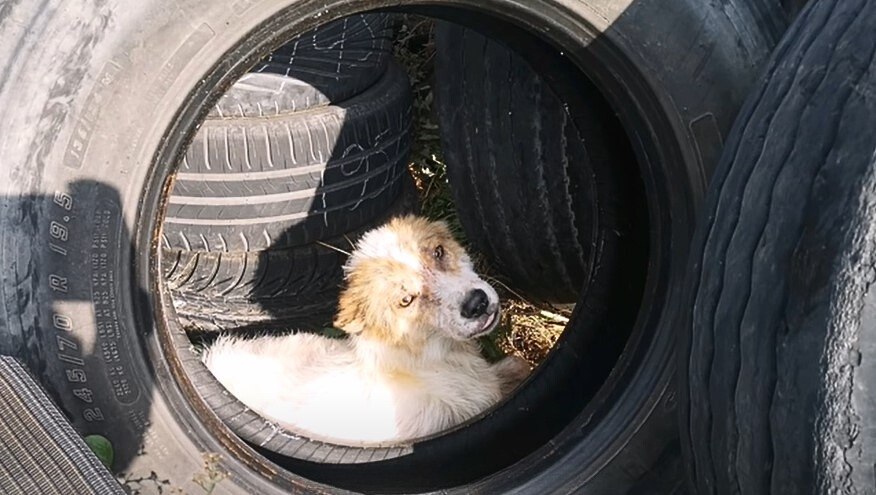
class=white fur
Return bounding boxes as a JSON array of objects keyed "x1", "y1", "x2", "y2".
[
  {"x1": 202, "y1": 217, "x2": 529, "y2": 445},
  {"x1": 346, "y1": 227, "x2": 422, "y2": 273},
  {"x1": 203, "y1": 333, "x2": 505, "y2": 444}
]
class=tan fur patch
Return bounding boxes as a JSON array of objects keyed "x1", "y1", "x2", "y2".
[{"x1": 335, "y1": 256, "x2": 429, "y2": 349}]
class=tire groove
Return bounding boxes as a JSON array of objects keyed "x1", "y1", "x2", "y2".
[
  {"x1": 688, "y1": 2, "x2": 837, "y2": 489},
  {"x1": 559, "y1": 107, "x2": 589, "y2": 277},
  {"x1": 167, "y1": 162, "x2": 403, "y2": 224},
  {"x1": 167, "y1": 64, "x2": 410, "y2": 251},
  {"x1": 481, "y1": 38, "x2": 523, "y2": 274},
  {"x1": 455, "y1": 29, "x2": 490, "y2": 256},
  {"x1": 176, "y1": 127, "x2": 408, "y2": 183},
  {"x1": 219, "y1": 251, "x2": 248, "y2": 296},
  {"x1": 163, "y1": 248, "x2": 182, "y2": 279},
  {"x1": 531, "y1": 75, "x2": 574, "y2": 292},
  {"x1": 247, "y1": 251, "x2": 271, "y2": 297},
  {"x1": 726, "y1": 3, "x2": 860, "y2": 492},
  {"x1": 195, "y1": 251, "x2": 222, "y2": 293},
  {"x1": 172, "y1": 251, "x2": 200, "y2": 289},
  {"x1": 685, "y1": 1, "x2": 859, "y2": 492},
  {"x1": 730, "y1": 57, "x2": 830, "y2": 494},
  {"x1": 169, "y1": 152, "x2": 400, "y2": 205}
]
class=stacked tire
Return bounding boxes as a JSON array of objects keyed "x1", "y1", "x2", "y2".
[
  {"x1": 433, "y1": 23, "x2": 640, "y2": 304},
  {"x1": 160, "y1": 13, "x2": 416, "y2": 332},
  {"x1": 679, "y1": 0, "x2": 876, "y2": 493}
]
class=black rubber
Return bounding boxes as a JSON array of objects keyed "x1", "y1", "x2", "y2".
[
  {"x1": 164, "y1": 244, "x2": 342, "y2": 332},
  {"x1": 210, "y1": 13, "x2": 394, "y2": 118},
  {"x1": 163, "y1": 62, "x2": 412, "y2": 252},
  {"x1": 164, "y1": 175, "x2": 420, "y2": 333},
  {"x1": 0, "y1": 1, "x2": 788, "y2": 493},
  {"x1": 679, "y1": 0, "x2": 876, "y2": 493},
  {"x1": 434, "y1": 23, "x2": 628, "y2": 302},
  {"x1": 0, "y1": 356, "x2": 123, "y2": 495}
]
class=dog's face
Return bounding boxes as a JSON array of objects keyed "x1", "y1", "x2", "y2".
[{"x1": 334, "y1": 215, "x2": 500, "y2": 344}]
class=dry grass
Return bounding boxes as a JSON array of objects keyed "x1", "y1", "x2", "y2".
[{"x1": 393, "y1": 16, "x2": 571, "y2": 367}]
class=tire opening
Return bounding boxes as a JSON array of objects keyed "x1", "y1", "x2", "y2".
[{"x1": 152, "y1": 6, "x2": 660, "y2": 493}]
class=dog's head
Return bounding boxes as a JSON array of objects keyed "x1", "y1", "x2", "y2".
[{"x1": 334, "y1": 215, "x2": 500, "y2": 345}]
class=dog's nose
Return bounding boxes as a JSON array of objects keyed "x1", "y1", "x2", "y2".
[{"x1": 461, "y1": 289, "x2": 489, "y2": 319}]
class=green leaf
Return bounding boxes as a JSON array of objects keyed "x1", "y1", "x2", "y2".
[{"x1": 84, "y1": 434, "x2": 114, "y2": 470}]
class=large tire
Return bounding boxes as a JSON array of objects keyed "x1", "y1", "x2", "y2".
[
  {"x1": 163, "y1": 62, "x2": 412, "y2": 252},
  {"x1": 0, "y1": 1, "x2": 787, "y2": 493},
  {"x1": 434, "y1": 23, "x2": 628, "y2": 303},
  {"x1": 211, "y1": 12, "x2": 395, "y2": 118},
  {"x1": 679, "y1": 0, "x2": 876, "y2": 493}
]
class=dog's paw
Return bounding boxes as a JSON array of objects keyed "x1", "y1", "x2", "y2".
[{"x1": 493, "y1": 355, "x2": 532, "y2": 395}]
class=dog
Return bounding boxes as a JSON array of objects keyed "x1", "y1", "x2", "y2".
[{"x1": 202, "y1": 215, "x2": 531, "y2": 444}]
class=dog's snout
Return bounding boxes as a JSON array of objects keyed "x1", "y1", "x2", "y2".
[{"x1": 461, "y1": 289, "x2": 489, "y2": 319}]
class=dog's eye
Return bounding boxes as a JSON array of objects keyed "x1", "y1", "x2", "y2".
[
  {"x1": 433, "y1": 245, "x2": 444, "y2": 260},
  {"x1": 399, "y1": 294, "x2": 416, "y2": 307}
]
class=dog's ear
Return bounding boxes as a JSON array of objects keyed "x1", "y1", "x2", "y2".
[
  {"x1": 333, "y1": 300, "x2": 365, "y2": 335},
  {"x1": 334, "y1": 282, "x2": 368, "y2": 335},
  {"x1": 429, "y1": 218, "x2": 453, "y2": 236}
]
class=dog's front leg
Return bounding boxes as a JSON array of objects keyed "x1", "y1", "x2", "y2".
[{"x1": 491, "y1": 355, "x2": 531, "y2": 396}]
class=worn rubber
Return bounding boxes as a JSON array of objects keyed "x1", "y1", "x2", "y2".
[
  {"x1": 164, "y1": 175, "x2": 419, "y2": 332},
  {"x1": 679, "y1": 0, "x2": 876, "y2": 493},
  {"x1": 434, "y1": 23, "x2": 626, "y2": 302},
  {"x1": 0, "y1": 356, "x2": 124, "y2": 495},
  {"x1": 210, "y1": 13, "x2": 394, "y2": 118},
  {"x1": 163, "y1": 62, "x2": 412, "y2": 252}
]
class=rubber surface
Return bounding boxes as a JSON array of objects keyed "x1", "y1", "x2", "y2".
[
  {"x1": 164, "y1": 175, "x2": 419, "y2": 332},
  {"x1": 210, "y1": 13, "x2": 394, "y2": 118},
  {"x1": 163, "y1": 62, "x2": 412, "y2": 252},
  {"x1": 679, "y1": 0, "x2": 876, "y2": 493},
  {"x1": 0, "y1": 356, "x2": 123, "y2": 495},
  {"x1": 434, "y1": 23, "x2": 626, "y2": 302}
]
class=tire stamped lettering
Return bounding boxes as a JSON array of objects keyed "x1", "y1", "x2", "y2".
[
  {"x1": 92, "y1": 201, "x2": 140, "y2": 405},
  {"x1": 48, "y1": 274, "x2": 68, "y2": 293},
  {"x1": 49, "y1": 191, "x2": 73, "y2": 256},
  {"x1": 63, "y1": 60, "x2": 126, "y2": 170},
  {"x1": 56, "y1": 335, "x2": 78, "y2": 352},
  {"x1": 73, "y1": 387, "x2": 94, "y2": 403},
  {"x1": 52, "y1": 307, "x2": 94, "y2": 417},
  {"x1": 47, "y1": 187, "x2": 111, "y2": 422},
  {"x1": 46, "y1": 191, "x2": 139, "y2": 424},
  {"x1": 65, "y1": 369, "x2": 86, "y2": 383},
  {"x1": 53, "y1": 313, "x2": 73, "y2": 331},
  {"x1": 83, "y1": 408, "x2": 105, "y2": 422}
]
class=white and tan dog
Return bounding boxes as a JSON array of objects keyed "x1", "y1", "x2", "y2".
[{"x1": 202, "y1": 215, "x2": 530, "y2": 445}]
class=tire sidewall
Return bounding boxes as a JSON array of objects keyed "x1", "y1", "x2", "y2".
[{"x1": 0, "y1": 1, "x2": 331, "y2": 492}]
